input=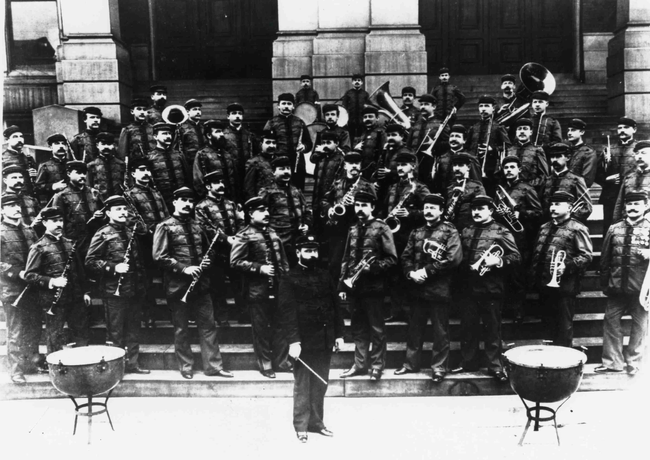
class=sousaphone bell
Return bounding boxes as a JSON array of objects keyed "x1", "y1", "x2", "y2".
[
  {"x1": 368, "y1": 82, "x2": 412, "y2": 130},
  {"x1": 496, "y1": 63, "x2": 556, "y2": 126}
]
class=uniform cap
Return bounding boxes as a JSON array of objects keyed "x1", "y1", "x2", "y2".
[
  {"x1": 618, "y1": 117, "x2": 637, "y2": 129},
  {"x1": 550, "y1": 191, "x2": 575, "y2": 203},
  {"x1": 131, "y1": 98, "x2": 149, "y2": 108},
  {"x1": 354, "y1": 191, "x2": 376, "y2": 204},
  {"x1": 299, "y1": 75, "x2": 311, "y2": 81},
  {"x1": 419, "y1": 94, "x2": 437, "y2": 104},
  {"x1": 66, "y1": 160, "x2": 87, "y2": 173},
  {"x1": 184, "y1": 99, "x2": 202, "y2": 110},
  {"x1": 501, "y1": 74, "x2": 517, "y2": 83},
  {"x1": 271, "y1": 156, "x2": 291, "y2": 169},
  {"x1": 0, "y1": 193, "x2": 21, "y2": 207},
  {"x1": 478, "y1": 95, "x2": 496, "y2": 105},
  {"x1": 401, "y1": 86, "x2": 416, "y2": 96},
  {"x1": 41, "y1": 206, "x2": 63, "y2": 220},
  {"x1": 547, "y1": 142, "x2": 571, "y2": 156},
  {"x1": 344, "y1": 151, "x2": 362, "y2": 163},
  {"x1": 278, "y1": 93, "x2": 295, "y2": 103},
  {"x1": 450, "y1": 124, "x2": 466, "y2": 135},
  {"x1": 352, "y1": 73, "x2": 364, "y2": 79},
  {"x1": 96, "y1": 132, "x2": 115, "y2": 144},
  {"x1": 226, "y1": 103, "x2": 244, "y2": 113},
  {"x1": 149, "y1": 84, "x2": 167, "y2": 93},
  {"x1": 625, "y1": 191, "x2": 647, "y2": 202},
  {"x1": 394, "y1": 152, "x2": 417, "y2": 164},
  {"x1": 471, "y1": 194, "x2": 495, "y2": 208},
  {"x1": 531, "y1": 91, "x2": 549, "y2": 101},
  {"x1": 3, "y1": 165, "x2": 25, "y2": 177},
  {"x1": 130, "y1": 157, "x2": 152, "y2": 171},
  {"x1": 321, "y1": 104, "x2": 339, "y2": 115},
  {"x1": 3, "y1": 125, "x2": 22, "y2": 138},
  {"x1": 203, "y1": 119, "x2": 227, "y2": 132},
  {"x1": 47, "y1": 133, "x2": 67, "y2": 145},
  {"x1": 261, "y1": 130, "x2": 277, "y2": 141},
  {"x1": 567, "y1": 118, "x2": 586, "y2": 130},
  {"x1": 439, "y1": 67, "x2": 450, "y2": 74},
  {"x1": 515, "y1": 118, "x2": 533, "y2": 128},
  {"x1": 295, "y1": 234, "x2": 319, "y2": 248},
  {"x1": 423, "y1": 193, "x2": 445, "y2": 207},
  {"x1": 633, "y1": 140, "x2": 650, "y2": 152},
  {"x1": 501, "y1": 155, "x2": 521, "y2": 167},
  {"x1": 361, "y1": 106, "x2": 379, "y2": 116},
  {"x1": 450, "y1": 152, "x2": 474, "y2": 165},
  {"x1": 203, "y1": 170, "x2": 225, "y2": 183},
  {"x1": 320, "y1": 131, "x2": 339, "y2": 142},
  {"x1": 172, "y1": 187, "x2": 194, "y2": 200},
  {"x1": 245, "y1": 196, "x2": 267, "y2": 211},
  {"x1": 104, "y1": 195, "x2": 128, "y2": 209},
  {"x1": 83, "y1": 106, "x2": 103, "y2": 117},
  {"x1": 385, "y1": 123, "x2": 408, "y2": 137},
  {"x1": 152, "y1": 122, "x2": 173, "y2": 133}
]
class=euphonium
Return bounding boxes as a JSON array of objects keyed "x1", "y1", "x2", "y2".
[
  {"x1": 546, "y1": 247, "x2": 567, "y2": 288},
  {"x1": 495, "y1": 185, "x2": 524, "y2": 233},
  {"x1": 386, "y1": 181, "x2": 415, "y2": 233},
  {"x1": 470, "y1": 243, "x2": 504, "y2": 276},
  {"x1": 343, "y1": 253, "x2": 377, "y2": 289}
]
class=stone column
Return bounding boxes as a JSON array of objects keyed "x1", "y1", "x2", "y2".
[
  {"x1": 56, "y1": 0, "x2": 132, "y2": 123},
  {"x1": 607, "y1": 0, "x2": 650, "y2": 119}
]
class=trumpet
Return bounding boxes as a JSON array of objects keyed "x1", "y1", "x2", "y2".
[
  {"x1": 495, "y1": 185, "x2": 524, "y2": 233},
  {"x1": 114, "y1": 224, "x2": 137, "y2": 297},
  {"x1": 423, "y1": 240, "x2": 446, "y2": 262},
  {"x1": 444, "y1": 178, "x2": 466, "y2": 222},
  {"x1": 386, "y1": 180, "x2": 415, "y2": 233},
  {"x1": 547, "y1": 248, "x2": 567, "y2": 288},
  {"x1": 470, "y1": 243, "x2": 504, "y2": 276},
  {"x1": 180, "y1": 230, "x2": 221, "y2": 303},
  {"x1": 343, "y1": 253, "x2": 377, "y2": 290},
  {"x1": 328, "y1": 175, "x2": 361, "y2": 224}
]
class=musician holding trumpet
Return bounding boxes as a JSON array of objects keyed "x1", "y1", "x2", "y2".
[
  {"x1": 85, "y1": 195, "x2": 149, "y2": 374},
  {"x1": 444, "y1": 153, "x2": 486, "y2": 232}
]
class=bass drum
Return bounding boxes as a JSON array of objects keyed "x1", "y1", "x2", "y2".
[
  {"x1": 295, "y1": 102, "x2": 319, "y2": 125},
  {"x1": 336, "y1": 105, "x2": 349, "y2": 128},
  {"x1": 304, "y1": 122, "x2": 328, "y2": 176}
]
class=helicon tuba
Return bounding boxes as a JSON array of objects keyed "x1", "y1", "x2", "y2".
[
  {"x1": 495, "y1": 63, "x2": 556, "y2": 126},
  {"x1": 368, "y1": 82, "x2": 412, "y2": 130},
  {"x1": 162, "y1": 105, "x2": 189, "y2": 125}
]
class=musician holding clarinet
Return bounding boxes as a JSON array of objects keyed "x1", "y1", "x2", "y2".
[
  {"x1": 85, "y1": 195, "x2": 149, "y2": 374},
  {"x1": 152, "y1": 187, "x2": 233, "y2": 380},
  {"x1": 1, "y1": 194, "x2": 39, "y2": 384}
]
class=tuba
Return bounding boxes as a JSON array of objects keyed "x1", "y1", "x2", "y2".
[
  {"x1": 547, "y1": 248, "x2": 567, "y2": 288},
  {"x1": 495, "y1": 185, "x2": 524, "y2": 233},
  {"x1": 495, "y1": 63, "x2": 556, "y2": 126},
  {"x1": 470, "y1": 243, "x2": 504, "y2": 276},
  {"x1": 162, "y1": 105, "x2": 189, "y2": 125},
  {"x1": 343, "y1": 253, "x2": 377, "y2": 290},
  {"x1": 368, "y1": 82, "x2": 411, "y2": 130}
]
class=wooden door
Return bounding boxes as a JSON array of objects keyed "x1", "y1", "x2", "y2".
[
  {"x1": 448, "y1": 0, "x2": 490, "y2": 74},
  {"x1": 155, "y1": 0, "x2": 203, "y2": 79}
]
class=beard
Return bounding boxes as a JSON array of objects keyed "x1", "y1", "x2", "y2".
[{"x1": 301, "y1": 257, "x2": 318, "y2": 269}]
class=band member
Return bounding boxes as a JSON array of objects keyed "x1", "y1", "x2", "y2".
[
  {"x1": 24, "y1": 206, "x2": 90, "y2": 352},
  {"x1": 400, "y1": 86, "x2": 419, "y2": 125},
  {"x1": 342, "y1": 73, "x2": 370, "y2": 138},
  {"x1": 263, "y1": 93, "x2": 312, "y2": 190},
  {"x1": 597, "y1": 191, "x2": 649, "y2": 375},
  {"x1": 498, "y1": 74, "x2": 517, "y2": 114},
  {"x1": 295, "y1": 75, "x2": 320, "y2": 105},
  {"x1": 230, "y1": 196, "x2": 291, "y2": 378},
  {"x1": 395, "y1": 193, "x2": 462, "y2": 382},
  {"x1": 280, "y1": 235, "x2": 344, "y2": 442},
  {"x1": 321, "y1": 151, "x2": 376, "y2": 280},
  {"x1": 70, "y1": 106, "x2": 102, "y2": 162},
  {"x1": 147, "y1": 122, "x2": 190, "y2": 209},
  {"x1": 430, "y1": 67, "x2": 466, "y2": 121},
  {"x1": 3, "y1": 165, "x2": 41, "y2": 225},
  {"x1": 3, "y1": 125, "x2": 36, "y2": 197},
  {"x1": 118, "y1": 98, "x2": 156, "y2": 160},
  {"x1": 147, "y1": 84, "x2": 167, "y2": 124},
  {"x1": 310, "y1": 131, "x2": 345, "y2": 235},
  {"x1": 196, "y1": 170, "x2": 245, "y2": 325},
  {"x1": 613, "y1": 141, "x2": 650, "y2": 222},
  {"x1": 433, "y1": 124, "x2": 482, "y2": 194},
  {"x1": 245, "y1": 130, "x2": 278, "y2": 200},
  {"x1": 456, "y1": 195, "x2": 520, "y2": 381},
  {"x1": 320, "y1": 104, "x2": 351, "y2": 152},
  {"x1": 153, "y1": 187, "x2": 233, "y2": 379},
  {"x1": 529, "y1": 90, "x2": 562, "y2": 149},
  {"x1": 193, "y1": 119, "x2": 240, "y2": 200},
  {"x1": 380, "y1": 151, "x2": 430, "y2": 322},
  {"x1": 375, "y1": 123, "x2": 412, "y2": 202},
  {"x1": 87, "y1": 132, "x2": 125, "y2": 201},
  {"x1": 179, "y1": 99, "x2": 205, "y2": 166},
  {"x1": 444, "y1": 153, "x2": 486, "y2": 233},
  {"x1": 505, "y1": 118, "x2": 549, "y2": 189},
  {"x1": 495, "y1": 156, "x2": 543, "y2": 321},
  {"x1": 409, "y1": 94, "x2": 450, "y2": 182},
  {"x1": 596, "y1": 117, "x2": 638, "y2": 235},
  {"x1": 541, "y1": 143, "x2": 592, "y2": 221},
  {"x1": 35, "y1": 133, "x2": 69, "y2": 205},
  {"x1": 85, "y1": 195, "x2": 149, "y2": 374},
  {"x1": 338, "y1": 191, "x2": 397, "y2": 381},
  {"x1": 224, "y1": 103, "x2": 258, "y2": 168},
  {"x1": 352, "y1": 106, "x2": 387, "y2": 179},
  {"x1": 1, "y1": 194, "x2": 40, "y2": 384},
  {"x1": 530, "y1": 191, "x2": 593, "y2": 347},
  {"x1": 566, "y1": 118, "x2": 597, "y2": 187},
  {"x1": 260, "y1": 156, "x2": 312, "y2": 264}
]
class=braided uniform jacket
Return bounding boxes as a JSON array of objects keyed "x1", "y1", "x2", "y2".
[
  {"x1": 70, "y1": 131, "x2": 98, "y2": 162},
  {"x1": 53, "y1": 186, "x2": 101, "y2": 240},
  {"x1": 0, "y1": 220, "x2": 37, "y2": 301},
  {"x1": 321, "y1": 125, "x2": 351, "y2": 152},
  {"x1": 596, "y1": 139, "x2": 637, "y2": 203},
  {"x1": 118, "y1": 122, "x2": 156, "y2": 160},
  {"x1": 259, "y1": 181, "x2": 313, "y2": 245},
  {"x1": 401, "y1": 220, "x2": 462, "y2": 301},
  {"x1": 230, "y1": 224, "x2": 289, "y2": 300},
  {"x1": 87, "y1": 154, "x2": 126, "y2": 201},
  {"x1": 506, "y1": 142, "x2": 549, "y2": 188},
  {"x1": 262, "y1": 115, "x2": 312, "y2": 164},
  {"x1": 146, "y1": 105, "x2": 163, "y2": 124},
  {"x1": 193, "y1": 143, "x2": 241, "y2": 199},
  {"x1": 352, "y1": 125, "x2": 387, "y2": 177},
  {"x1": 295, "y1": 88, "x2": 320, "y2": 104},
  {"x1": 224, "y1": 125, "x2": 258, "y2": 165},
  {"x1": 196, "y1": 196, "x2": 244, "y2": 238},
  {"x1": 244, "y1": 153, "x2": 275, "y2": 200},
  {"x1": 600, "y1": 218, "x2": 650, "y2": 296},
  {"x1": 531, "y1": 217, "x2": 592, "y2": 295},
  {"x1": 146, "y1": 147, "x2": 190, "y2": 206},
  {"x1": 460, "y1": 220, "x2": 521, "y2": 297},
  {"x1": 613, "y1": 168, "x2": 650, "y2": 222},
  {"x1": 408, "y1": 114, "x2": 449, "y2": 153},
  {"x1": 24, "y1": 234, "x2": 81, "y2": 304},
  {"x1": 400, "y1": 105, "x2": 420, "y2": 126},
  {"x1": 85, "y1": 223, "x2": 146, "y2": 297},
  {"x1": 445, "y1": 179, "x2": 486, "y2": 232},
  {"x1": 382, "y1": 179, "x2": 430, "y2": 250},
  {"x1": 431, "y1": 83, "x2": 467, "y2": 119},
  {"x1": 568, "y1": 143, "x2": 597, "y2": 188},
  {"x1": 179, "y1": 120, "x2": 205, "y2": 165},
  {"x1": 311, "y1": 147, "x2": 344, "y2": 217},
  {"x1": 2, "y1": 149, "x2": 35, "y2": 196},
  {"x1": 377, "y1": 144, "x2": 414, "y2": 190},
  {"x1": 152, "y1": 215, "x2": 213, "y2": 298},
  {"x1": 321, "y1": 176, "x2": 376, "y2": 236},
  {"x1": 529, "y1": 112, "x2": 562, "y2": 148},
  {"x1": 35, "y1": 157, "x2": 66, "y2": 201},
  {"x1": 12, "y1": 193, "x2": 40, "y2": 226},
  {"x1": 433, "y1": 149, "x2": 482, "y2": 194},
  {"x1": 541, "y1": 170, "x2": 592, "y2": 220},
  {"x1": 467, "y1": 119, "x2": 512, "y2": 175},
  {"x1": 124, "y1": 183, "x2": 169, "y2": 232},
  {"x1": 338, "y1": 218, "x2": 397, "y2": 295},
  {"x1": 341, "y1": 88, "x2": 371, "y2": 126}
]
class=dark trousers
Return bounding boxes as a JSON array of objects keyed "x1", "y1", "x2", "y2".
[
  {"x1": 459, "y1": 296, "x2": 503, "y2": 372},
  {"x1": 539, "y1": 290, "x2": 576, "y2": 347},
  {"x1": 504, "y1": 266, "x2": 527, "y2": 319},
  {"x1": 602, "y1": 200, "x2": 615, "y2": 238},
  {"x1": 45, "y1": 298, "x2": 90, "y2": 353},
  {"x1": 209, "y1": 265, "x2": 243, "y2": 323},
  {"x1": 249, "y1": 298, "x2": 290, "y2": 372},
  {"x1": 327, "y1": 235, "x2": 347, "y2": 281},
  {"x1": 602, "y1": 294, "x2": 648, "y2": 371},
  {"x1": 404, "y1": 298, "x2": 450, "y2": 373},
  {"x1": 4, "y1": 299, "x2": 41, "y2": 377},
  {"x1": 293, "y1": 350, "x2": 331, "y2": 432},
  {"x1": 350, "y1": 295, "x2": 386, "y2": 371},
  {"x1": 168, "y1": 293, "x2": 224, "y2": 373},
  {"x1": 103, "y1": 296, "x2": 142, "y2": 368}
]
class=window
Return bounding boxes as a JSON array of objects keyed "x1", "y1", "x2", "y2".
[{"x1": 6, "y1": 0, "x2": 59, "y2": 69}]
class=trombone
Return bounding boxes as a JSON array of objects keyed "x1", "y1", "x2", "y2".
[
  {"x1": 469, "y1": 243, "x2": 504, "y2": 276},
  {"x1": 495, "y1": 185, "x2": 524, "y2": 233},
  {"x1": 546, "y1": 247, "x2": 567, "y2": 288}
]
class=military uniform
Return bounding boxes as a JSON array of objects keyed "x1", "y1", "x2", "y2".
[
  {"x1": 445, "y1": 179, "x2": 486, "y2": 232},
  {"x1": 373, "y1": 144, "x2": 413, "y2": 202},
  {"x1": 530, "y1": 112, "x2": 562, "y2": 149},
  {"x1": 409, "y1": 114, "x2": 450, "y2": 183},
  {"x1": 2, "y1": 148, "x2": 35, "y2": 196},
  {"x1": 87, "y1": 154, "x2": 126, "y2": 201},
  {"x1": 35, "y1": 156, "x2": 66, "y2": 204},
  {"x1": 613, "y1": 168, "x2": 650, "y2": 222},
  {"x1": 568, "y1": 143, "x2": 598, "y2": 188},
  {"x1": 193, "y1": 142, "x2": 241, "y2": 200},
  {"x1": 244, "y1": 153, "x2": 275, "y2": 200},
  {"x1": 432, "y1": 149, "x2": 482, "y2": 195},
  {"x1": 146, "y1": 147, "x2": 190, "y2": 208},
  {"x1": 541, "y1": 170, "x2": 592, "y2": 221},
  {"x1": 399, "y1": 104, "x2": 419, "y2": 126},
  {"x1": 146, "y1": 105, "x2": 163, "y2": 124},
  {"x1": 467, "y1": 119, "x2": 512, "y2": 193},
  {"x1": 262, "y1": 115, "x2": 312, "y2": 190},
  {"x1": 341, "y1": 88, "x2": 370, "y2": 138},
  {"x1": 70, "y1": 131, "x2": 98, "y2": 163},
  {"x1": 224, "y1": 124, "x2": 258, "y2": 168},
  {"x1": 352, "y1": 125, "x2": 387, "y2": 179},
  {"x1": 505, "y1": 142, "x2": 549, "y2": 189},
  {"x1": 260, "y1": 180, "x2": 313, "y2": 248},
  {"x1": 295, "y1": 87, "x2": 320, "y2": 105},
  {"x1": 118, "y1": 121, "x2": 156, "y2": 160},
  {"x1": 52, "y1": 185, "x2": 102, "y2": 257},
  {"x1": 430, "y1": 83, "x2": 466, "y2": 120},
  {"x1": 179, "y1": 119, "x2": 205, "y2": 167},
  {"x1": 310, "y1": 147, "x2": 344, "y2": 232},
  {"x1": 9, "y1": 192, "x2": 40, "y2": 227}
]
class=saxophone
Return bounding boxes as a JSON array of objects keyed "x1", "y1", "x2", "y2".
[
  {"x1": 327, "y1": 175, "x2": 361, "y2": 224},
  {"x1": 444, "y1": 178, "x2": 466, "y2": 222}
]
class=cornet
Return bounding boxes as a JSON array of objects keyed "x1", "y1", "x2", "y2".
[
  {"x1": 423, "y1": 240, "x2": 446, "y2": 262},
  {"x1": 470, "y1": 243, "x2": 504, "y2": 276},
  {"x1": 547, "y1": 248, "x2": 567, "y2": 288},
  {"x1": 343, "y1": 254, "x2": 377, "y2": 289}
]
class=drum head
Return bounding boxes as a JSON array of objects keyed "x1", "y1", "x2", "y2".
[
  {"x1": 47, "y1": 345, "x2": 125, "y2": 366},
  {"x1": 504, "y1": 345, "x2": 586, "y2": 370},
  {"x1": 295, "y1": 102, "x2": 318, "y2": 125},
  {"x1": 336, "y1": 105, "x2": 348, "y2": 128}
]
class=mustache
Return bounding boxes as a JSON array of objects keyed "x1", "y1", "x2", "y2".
[{"x1": 424, "y1": 213, "x2": 434, "y2": 217}]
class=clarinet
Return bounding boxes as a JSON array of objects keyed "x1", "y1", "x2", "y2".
[
  {"x1": 47, "y1": 245, "x2": 76, "y2": 316},
  {"x1": 25, "y1": 155, "x2": 38, "y2": 198},
  {"x1": 180, "y1": 229, "x2": 221, "y2": 303},
  {"x1": 114, "y1": 224, "x2": 137, "y2": 296}
]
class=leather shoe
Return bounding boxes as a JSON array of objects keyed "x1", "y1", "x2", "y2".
[
  {"x1": 314, "y1": 427, "x2": 333, "y2": 437},
  {"x1": 627, "y1": 365, "x2": 640, "y2": 375},
  {"x1": 205, "y1": 369, "x2": 234, "y2": 378},
  {"x1": 261, "y1": 369, "x2": 276, "y2": 379},
  {"x1": 11, "y1": 374, "x2": 26, "y2": 385},
  {"x1": 181, "y1": 371, "x2": 193, "y2": 380},
  {"x1": 126, "y1": 366, "x2": 151, "y2": 375},
  {"x1": 394, "y1": 367, "x2": 414, "y2": 375},
  {"x1": 339, "y1": 367, "x2": 367, "y2": 378},
  {"x1": 296, "y1": 432, "x2": 308, "y2": 443},
  {"x1": 431, "y1": 372, "x2": 446, "y2": 383},
  {"x1": 594, "y1": 366, "x2": 623, "y2": 373},
  {"x1": 488, "y1": 370, "x2": 508, "y2": 383},
  {"x1": 369, "y1": 369, "x2": 382, "y2": 381}
]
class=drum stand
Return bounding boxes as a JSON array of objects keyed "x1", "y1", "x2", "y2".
[
  {"x1": 69, "y1": 389, "x2": 115, "y2": 444},
  {"x1": 517, "y1": 396, "x2": 572, "y2": 446}
]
